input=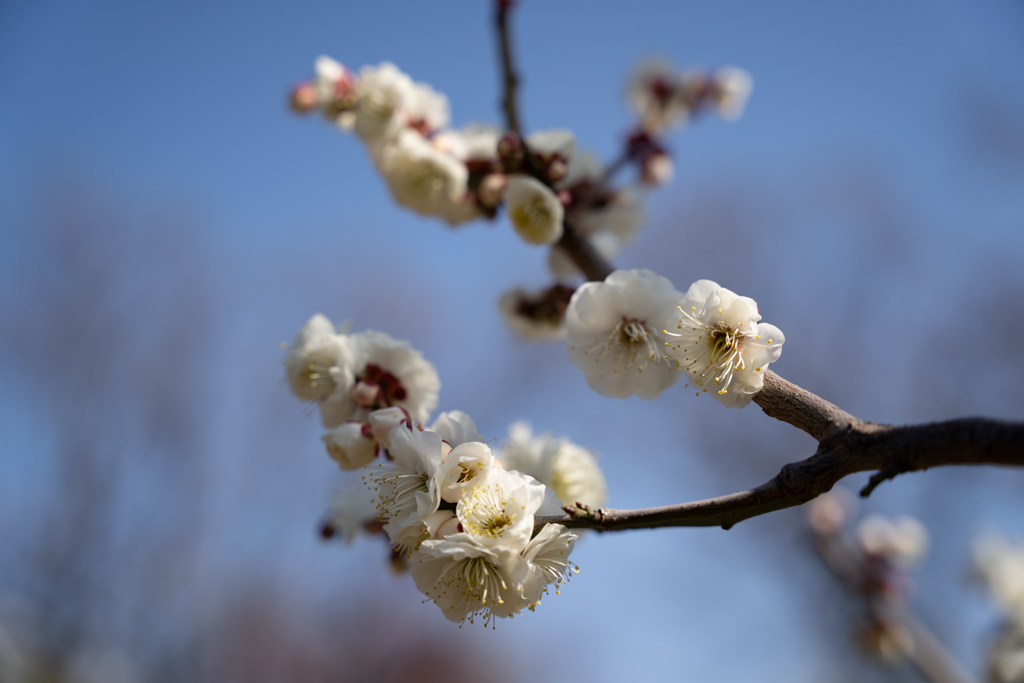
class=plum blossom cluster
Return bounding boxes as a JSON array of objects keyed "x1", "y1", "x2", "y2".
[
  {"x1": 290, "y1": 58, "x2": 643, "y2": 255},
  {"x1": 807, "y1": 492, "x2": 931, "y2": 664},
  {"x1": 286, "y1": 315, "x2": 593, "y2": 625},
  {"x1": 974, "y1": 536, "x2": 1024, "y2": 683},
  {"x1": 565, "y1": 269, "x2": 785, "y2": 406},
  {"x1": 285, "y1": 314, "x2": 440, "y2": 469},
  {"x1": 628, "y1": 61, "x2": 753, "y2": 134},
  {"x1": 496, "y1": 421, "x2": 607, "y2": 509}
]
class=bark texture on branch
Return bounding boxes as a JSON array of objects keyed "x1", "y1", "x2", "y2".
[{"x1": 537, "y1": 370, "x2": 1024, "y2": 533}]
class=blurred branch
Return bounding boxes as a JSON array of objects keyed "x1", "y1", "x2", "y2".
[
  {"x1": 879, "y1": 603, "x2": 980, "y2": 683},
  {"x1": 814, "y1": 520, "x2": 979, "y2": 683},
  {"x1": 537, "y1": 370, "x2": 1024, "y2": 532},
  {"x1": 554, "y1": 221, "x2": 614, "y2": 282},
  {"x1": 496, "y1": 1, "x2": 522, "y2": 137}
]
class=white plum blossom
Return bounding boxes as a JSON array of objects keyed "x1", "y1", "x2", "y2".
[
  {"x1": 974, "y1": 535, "x2": 1024, "y2": 624},
  {"x1": 353, "y1": 62, "x2": 449, "y2": 142},
  {"x1": 628, "y1": 60, "x2": 690, "y2": 133},
  {"x1": 988, "y1": 629, "x2": 1024, "y2": 683},
  {"x1": 374, "y1": 425, "x2": 445, "y2": 554},
  {"x1": 498, "y1": 285, "x2": 574, "y2": 342},
  {"x1": 410, "y1": 467, "x2": 576, "y2": 625},
  {"x1": 367, "y1": 406, "x2": 413, "y2": 449},
  {"x1": 708, "y1": 66, "x2": 753, "y2": 120},
  {"x1": 285, "y1": 315, "x2": 355, "y2": 403},
  {"x1": 287, "y1": 316, "x2": 440, "y2": 429},
  {"x1": 566, "y1": 268, "x2": 683, "y2": 399},
  {"x1": 498, "y1": 421, "x2": 607, "y2": 508},
  {"x1": 855, "y1": 514, "x2": 929, "y2": 568},
  {"x1": 664, "y1": 279, "x2": 785, "y2": 408},
  {"x1": 434, "y1": 124, "x2": 502, "y2": 163},
  {"x1": 437, "y1": 441, "x2": 496, "y2": 504},
  {"x1": 411, "y1": 535, "x2": 531, "y2": 625},
  {"x1": 627, "y1": 62, "x2": 753, "y2": 132},
  {"x1": 429, "y1": 410, "x2": 484, "y2": 447},
  {"x1": 504, "y1": 175, "x2": 564, "y2": 245},
  {"x1": 323, "y1": 480, "x2": 380, "y2": 544},
  {"x1": 455, "y1": 469, "x2": 546, "y2": 550},
  {"x1": 336, "y1": 329, "x2": 440, "y2": 426},
  {"x1": 526, "y1": 129, "x2": 576, "y2": 162},
  {"x1": 376, "y1": 129, "x2": 479, "y2": 226},
  {"x1": 323, "y1": 421, "x2": 378, "y2": 470},
  {"x1": 312, "y1": 57, "x2": 350, "y2": 106},
  {"x1": 521, "y1": 523, "x2": 579, "y2": 604}
]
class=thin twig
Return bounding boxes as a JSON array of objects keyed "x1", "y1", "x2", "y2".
[
  {"x1": 496, "y1": 1, "x2": 522, "y2": 136},
  {"x1": 537, "y1": 370, "x2": 1024, "y2": 533}
]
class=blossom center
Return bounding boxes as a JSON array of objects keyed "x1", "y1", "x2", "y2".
[
  {"x1": 358, "y1": 363, "x2": 407, "y2": 408},
  {"x1": 584, "y1": 317, "x2": 662, "y2": 373},
  {"x1": 459, "y1": 481, "x2": 518, "y2": 540},
  {"x1": 299, "y1": 349, "x2": 338, "y2": 398},
  {"x1": 509, "y1": 196, "x2": 554, "y2": 235},
  {"x1": 665, "y1": 307, "x2": 751, "y2": 395},
  {"x1": 424, "y1": 555, "x2": 513, "y2": 626}
]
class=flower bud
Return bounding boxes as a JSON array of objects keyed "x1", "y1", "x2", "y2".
[
  {"x1": 640, "y1": 151, "x2": 674, "y2": 187},
  {"x1": 323, "y1": 422, "x2": 378, "y2": 470},
  {"x1": 547, "y1": 158, "x2": 568, "y2": 184},
  {"x1": 477, "y1": 173, "x2": 507, "y2": 209},
  {"x1": 497, "y1": 132, "x2": 525, "y2": 168},
  {"x1": 352, "y1": 379, "x2": 381, "y2": 407},
  {"x1": 807, "y1": 490, "x2": 851, "y2": 536},
  {"x1": 435, "y1": 516, "x2": 463, "y2": 540},
  {"x1": 290, "y1": 82, "x2": 319, "y2": 113},
  {"x1": 504, "y1": 175, "x2": 564, "y2": 245},
  {"x1": 368, "y1": 406, "x2": 411, "y2": 449}
]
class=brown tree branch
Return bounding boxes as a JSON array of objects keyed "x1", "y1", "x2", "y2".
[
  {"x1": 553, "y1": 220, "x2": 614, "y2": 282},
  {"x1": 495, "y1": 1, "x2": 1023, "y2": 538},
  {"x1": 536, "y1": 369, "x2": 1024, "y2": 533},
  {"x1": 496, "y1": 1, "x2": 522, "y2": 137}
]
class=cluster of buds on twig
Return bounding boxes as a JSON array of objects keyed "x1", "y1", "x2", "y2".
[
  {"x1": 808, "y1": 491, "x2": 930, "y2": 664},
  {"x1": 628, "y1": 61, "x2": 753, "y2": 134},
  {"x1": 285, "y1": 314, "x2": 607, "y2": 625},
  {"x1": 289, "y1": 52, "x2": 754, "y2": 343}
]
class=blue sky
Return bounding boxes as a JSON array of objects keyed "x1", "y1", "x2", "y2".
[{"x1": 2, "y1": 0, "x2": 1024, "y2": 680}]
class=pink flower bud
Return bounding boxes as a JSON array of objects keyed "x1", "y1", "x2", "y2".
[
  {"x1": 477, "y1": 173, "x2": 507, "y2": 209},
  {"x1": 289, "y1": 82, "x2": 319, "y2": 113},
  {"x1": 547, "y1": 158, "x2": 568, "y2": 184},
  {"x1": 352, "y1": 380, "x2": 381, "y2": 407},
  {"x1": 435, "y1": 516, "x2": 463, "y2": 540},
  {"x1": 640, "y1": 152, "x2": 674, "y2": 187}
]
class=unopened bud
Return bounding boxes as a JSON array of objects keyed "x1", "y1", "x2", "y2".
[
  {"x1": 290, "y1": 82, "x2": 319, "y2": 113},
  {"x1": 477, "y1": 173, "x2": 507, "y2": 208},
  {"x1": 547, "y1": 158, "x2": 568, "y2": 184},
  {"x1": 497, "y1": 132, "x2": 524, "y2": 165},
  {"x1": 389, "y1": 549, "x2": 409, "y2": 574},
  {"x1": 435, "y1": 516, "x2": 463, "y2": 540},
  {"x1": 640, "y1": 151, "x2": 674, "y2": 187},
  {"x1": 353, "y1": 379, "x2": 381, "y2": 407},
  {"x1": 808, "y1": 491, "x2": 849, "y2": 536}
]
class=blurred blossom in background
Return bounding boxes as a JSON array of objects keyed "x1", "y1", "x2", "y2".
[{"x1": 1, "y1": 0, "x2": 1023, "y2": 681}]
